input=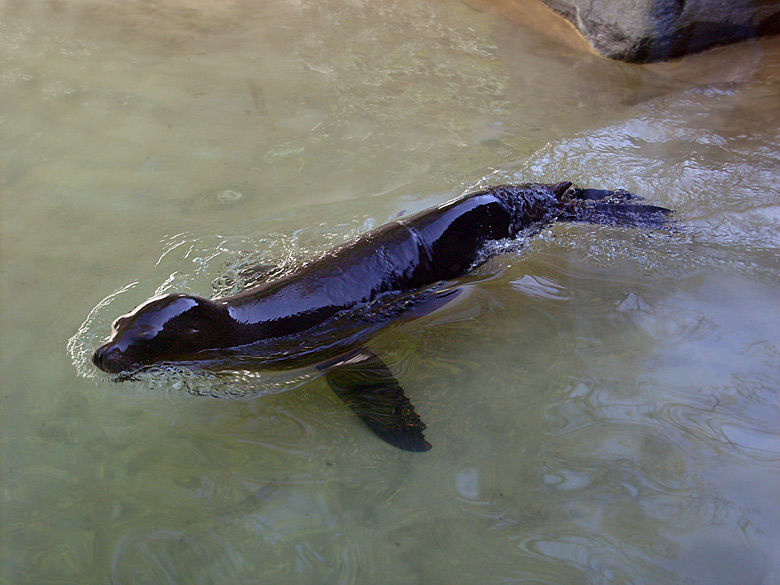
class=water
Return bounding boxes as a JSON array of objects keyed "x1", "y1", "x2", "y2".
[{"x1": 2, "y1": 0, "x2": 779, "y2": 583}]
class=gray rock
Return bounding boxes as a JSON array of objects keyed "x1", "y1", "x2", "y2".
[{"x1": 539, "y1": 0, "x2": 780, "y2": 62}]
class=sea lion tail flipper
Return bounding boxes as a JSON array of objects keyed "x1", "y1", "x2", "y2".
[
  {"x1": 576, "y1": 201, "x2": 674, "y2": 229},
  {"x1": 322, "y1": 349, "x2": 432, "y2": 452},
  {"x1": 556, "y1": 186, "x2": 673, "y2": 229}
]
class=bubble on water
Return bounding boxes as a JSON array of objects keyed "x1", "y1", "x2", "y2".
[
  {"x1": 456, "y1": 467, "x2": 481, "y2": 500},
  {"x1": 218, "y1": 190, "x2": 243, "y2": 203}
]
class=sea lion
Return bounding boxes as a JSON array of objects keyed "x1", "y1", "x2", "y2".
[{"x1": 92, "y1": 182, "x2": 672, "y2": 451}]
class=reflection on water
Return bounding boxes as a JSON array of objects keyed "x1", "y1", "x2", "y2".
[{"x1": 2, "y1": 0, "x2": 779, "y2": 584}]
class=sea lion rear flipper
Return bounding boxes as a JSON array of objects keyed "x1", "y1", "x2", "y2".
[
  {"x1": 321, "y1": 349, "x2": 431, "y2": 452},
  {"x1": 558, "y1": 186, "x2": 673, "y2": 229},
  {"x1": 576, "y1": 201, "x2": 673, "y2": 228}
]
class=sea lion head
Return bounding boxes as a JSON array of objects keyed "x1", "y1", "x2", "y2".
[{"x1": 92, "y1": 293, "x2": 232, "y2": 374}]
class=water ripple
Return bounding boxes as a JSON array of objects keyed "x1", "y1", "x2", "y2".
[{"x1": 110, "y1": 528, "x2": 245, "y2": 585}]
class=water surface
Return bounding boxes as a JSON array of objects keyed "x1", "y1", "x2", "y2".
[{"x1": 2, "y1": 1, "x2": 779, "y2": 583}]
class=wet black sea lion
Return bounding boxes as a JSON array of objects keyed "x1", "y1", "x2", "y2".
[{"x1": 92, "y1": 182, "x2": 672, "y2": 451}]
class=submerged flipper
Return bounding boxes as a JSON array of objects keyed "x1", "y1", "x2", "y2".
[{"x1": 321, "y1": 349, "x2": 431, "y2": 452}]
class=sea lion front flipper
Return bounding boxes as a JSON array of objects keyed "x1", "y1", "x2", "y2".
[{"x1": 321, "y1": 350, "x2": 431, "y2": 452}]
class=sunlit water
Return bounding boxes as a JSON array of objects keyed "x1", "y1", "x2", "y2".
[{"x1": 2, "y1": 0, "x2": 779, "y2": 583}]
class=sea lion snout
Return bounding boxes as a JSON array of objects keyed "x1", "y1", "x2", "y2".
[
  {"x1": 92, "y1": 343, "x2": 131, "y2": 374},
  {"x1": 92, "y1": 342, "x2": 139, "y2": 374}
]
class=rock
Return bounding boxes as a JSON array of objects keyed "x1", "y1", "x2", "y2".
[{"x1": 538, "y1": 0, "x2": 780, "y2": 62}]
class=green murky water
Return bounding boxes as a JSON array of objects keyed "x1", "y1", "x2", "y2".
[{"x1": 2, "y1": 1, "x2": 779, "y2": 583}]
